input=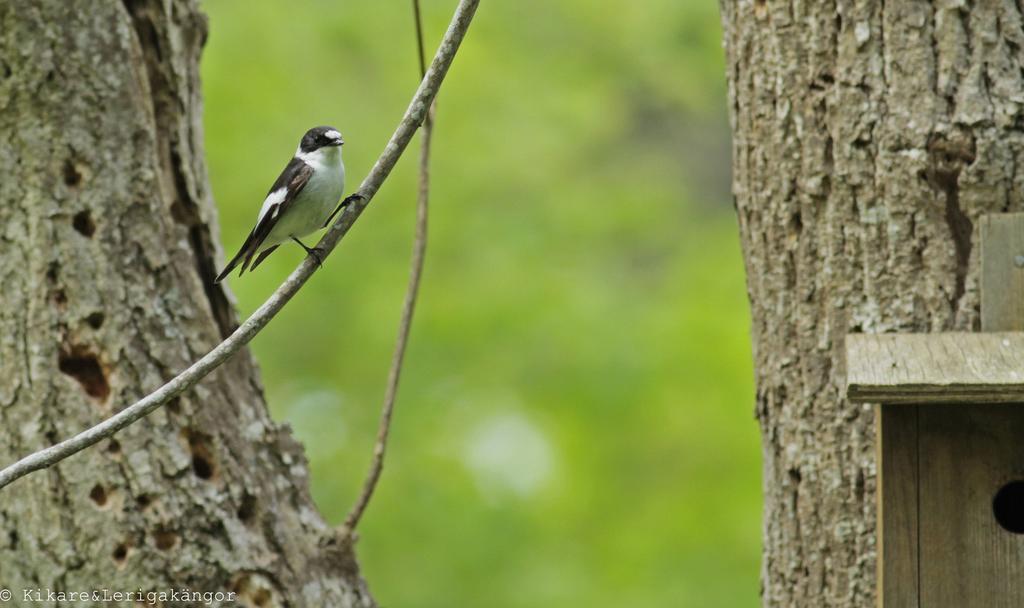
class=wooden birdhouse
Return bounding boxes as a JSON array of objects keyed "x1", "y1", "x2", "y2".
[{"x1": 845, "y1": 214, "x2": 1024, "y2": 607}]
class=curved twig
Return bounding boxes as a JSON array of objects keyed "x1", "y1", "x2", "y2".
[
  {"x1": 342, "y1": 0, "x2": 436, "y2": 534},
  {"x1": 0, "y1": 0, "x2": 480, "y2": 491}
]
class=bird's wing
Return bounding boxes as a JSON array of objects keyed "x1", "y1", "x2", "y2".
[{"x1": 214, "y1": 159, "x2": 314, "y2": 283}]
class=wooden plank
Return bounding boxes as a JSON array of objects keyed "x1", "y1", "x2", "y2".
[
  {"x1": 981, "y1": 213, "x2": 1024, "y2": 332},
  {"x1": 877, "y1": 404, "x2": 919, "y2": 608},
  {"x1": 846, "y1": 333, "x2": 1024, "y2": 403},
  {"x1": 917, "y1": 403, "x2": 1024, "y2": 608}
]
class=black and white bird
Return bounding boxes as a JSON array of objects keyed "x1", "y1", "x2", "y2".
[{"x1": 215, "y1": 125, "x2": 359, "y2": 283}]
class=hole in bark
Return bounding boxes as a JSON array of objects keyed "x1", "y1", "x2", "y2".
[
  {"x1": 993, "y1": 481, "x2": 1024, "y2": 534},
  {"x1": 192, "y1": 454, "x2": 214, "y2": 480},
  {"x1": 46, "y1": 262, "x2": 59, "y2": 283},
  {"x1": 52, "y1": 289, "x2": 67, "y2": 307},
  {"x1": 58, "y1": 346, "x2": 109, "y2": 401},
  {"x1": 136, "y1": 494, "x2": 152, "y2": 509},
  {"x1": 185, "y1": 430, "x2": 217, "y2": 480},
  {"x1": 8, "y1": 529, "x2": 17, "y2": 549},
  {"x1": 107, "y1": 439, "x2": 121, "y2": 454},
  {"x1": 86, "y1": 311, "x2": 105, "y2": 329},
  {"x1": 237, "y1": 494, "x2": 257, "y2": 523},
  {"x1": 788, "y1": 211, "x2": 802, "y2": 236},
  {"x1": 231, "y1": 573, "x2": 276, "y2": 607},
  {"x1": 112, "y1": 543, "x2": 129, "y2": 564},
  {"x1": 923, "y1": 131, "x2": 976, "y2": 308},
  {"x1": 72, "y1": 210, "x2": 95, "y2": 237},
  {"x1": 89, "y1": 484, "x2": 108, "y2": 507},
  {"x1": 63, "y1": 160, "x2": 83, "y2": 187},
  {"x1": 253, "y1": 590, "x2": 271, "y2": 607},
  {"x1": 153, "y1": 530, "x2": 178, "y2": 551}
]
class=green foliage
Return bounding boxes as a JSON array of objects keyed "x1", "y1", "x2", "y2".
[{"x1": 201, "y1": 1, "x2": 758, "y2": 605}]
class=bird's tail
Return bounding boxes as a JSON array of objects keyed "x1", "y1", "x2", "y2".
[
  {"x1": 214, "y1": 250, "x2": 244, "y2": 284},
  {"x1": 215, "y1": 232, "x2": 259, "y2": 283},
  {"x1": 249, "y1": 245, "x2": 280, "y2": 272}
]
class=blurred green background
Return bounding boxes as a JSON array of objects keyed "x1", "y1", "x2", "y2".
[{"x1": 201, "y1": 1, "x2": 759, "y2": 606}]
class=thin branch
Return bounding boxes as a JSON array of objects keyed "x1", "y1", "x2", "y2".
[
  {"x1": 0, "y1": 0, "x2": 480, "y2": 492},
  {"x1": 413, "y1": 0, "x2": 429, "y2": 83},
  {"x1": 342, "y1": 0, "x2": 436, "y2": 535}
]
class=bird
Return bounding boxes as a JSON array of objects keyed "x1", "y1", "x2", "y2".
[{"x1": 214, "y1": 125, "x2": 360, "y2": 283}]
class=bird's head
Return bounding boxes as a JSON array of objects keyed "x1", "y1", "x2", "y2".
[{"x1": 299, "y1": 126, "x2": 345, "y2": 154}]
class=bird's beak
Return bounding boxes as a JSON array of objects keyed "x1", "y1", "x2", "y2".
[{"x1": 333, "y1": 139, "x2": 345, "y2": 147}]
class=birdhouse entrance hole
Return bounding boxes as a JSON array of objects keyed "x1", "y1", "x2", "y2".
[{"x1": 993, "y1": 481, "x2": 1024, "y2": 535}]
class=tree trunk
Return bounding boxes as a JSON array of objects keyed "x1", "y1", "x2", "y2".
[
  {"x1": 0, "y1": 1, "x2": 372, "y2": 605},
  {"x1": 720, "y1": 1, "x2": 1024, "y2": 606}
]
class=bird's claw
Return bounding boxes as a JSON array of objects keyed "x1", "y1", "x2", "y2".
[
  {"x1": 291, "y1": 237, "x2": 325, "y2": 268},
  {"x1": 324, "y1": 193, "x2": 366, "y2": 228},
  {"x1": 308, "y1": 246, "x2": 326, "y2": 268}
]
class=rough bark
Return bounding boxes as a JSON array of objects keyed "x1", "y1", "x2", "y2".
[
  {"x1": 719, "y1": 1, "x2": 1024, "y2": 606},
  {"x1": 0, "y1": 1, "x2": 372, "y2": 605}
]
